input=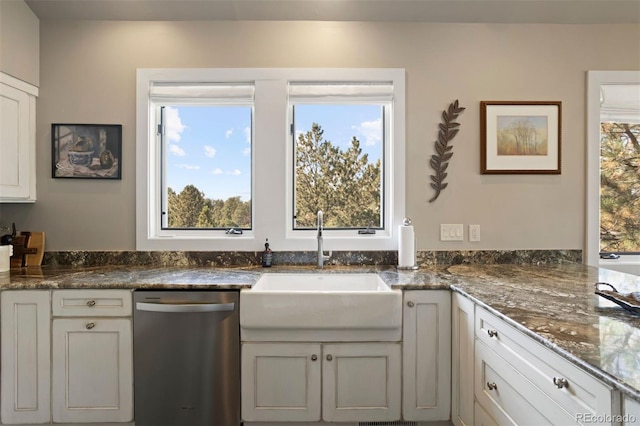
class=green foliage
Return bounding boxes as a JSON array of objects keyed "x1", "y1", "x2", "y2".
[
  {"x1": 600, "y1": 122, "x2": 640, "y2": 253},
  {"x1": 294, "y1": 123, "x2": 381, "y2": 228},
  {"x1": 167, "y1": 185, "x2": 251, "y2": 229}
]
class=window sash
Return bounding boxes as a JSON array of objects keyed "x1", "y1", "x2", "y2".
[
  {"x1": 157, "y1": 103, "x2": 254, "y2": 232},
  {"x1": 290, "y1": 102, "x2": 388, "y2": 231}
]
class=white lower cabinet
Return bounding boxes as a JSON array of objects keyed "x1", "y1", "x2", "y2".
[
  {"x1": 402, "y1": 290, "x2": 451, "y2": 421},
  {"x1": 0, "y1": 290, "x2": 51, "y2": 424},
  {"x1": 52, "y1": 318, "x2": 133, "y2": 423},
  {"x1": 451, "y1": 292, "x2": 475, "y2": 426},
  {"x1": 241, "y1": 342, "x2": 401, "y2": 423},
  {"x1": 474, "y1": 306, "x2": 617, "y2": 426},
  {"x1": 0, "y1": 289, "x2": 133, "y2": 424},
  {"x1": 624, "y1": 396, "x2": 640, "y2": 425}
]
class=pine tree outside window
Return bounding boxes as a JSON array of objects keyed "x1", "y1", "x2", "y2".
[{"x1": 289, "y1": 82, "x2": 391, "y2": 233}]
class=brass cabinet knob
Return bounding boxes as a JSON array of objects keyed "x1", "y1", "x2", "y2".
[
  {"x1": 487, "y1": 382, "x2": 497, "y2": 391},
  {"x1": 407, "y1": 301, "x2": 415, "y2": 308},
  {"x1": 326, "y1": 354, "x2": 333, "y2": 361},
  {"x1": 487, "y1": 329, "x2": 498, "y2": 338},
  {"x1": 86, "y1": 300, "x2": 96, "y2": 307},
  {"x1": 85, "y1": 322, "x2": 96, "y2": 330},
  {"x1": 311, "y1": 354, "x2": 318, "y2": 361}
]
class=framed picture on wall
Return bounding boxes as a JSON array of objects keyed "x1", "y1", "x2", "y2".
[
  {"x1": 51, "y1": 123, "x2": 122, "y2": 179},
  {"x1": 480, "y1": 101, "x2": 562, "y2": 174}
]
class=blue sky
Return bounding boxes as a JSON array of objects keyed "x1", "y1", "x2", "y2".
[{"x1": 165, "y1": 104, "x2": 383, "y2": 201}]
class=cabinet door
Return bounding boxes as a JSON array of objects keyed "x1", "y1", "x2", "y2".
[
  {"x1": 452, "y1": 292, "x2": 475, "y2": 426},
  {"x1": 474, "y1": 401, "x2": 501, "y2": 426},
  {"x1": 402, "y1": 290, "x2": 451, "y2": 421},
  {"x1": 52, "y1": 318, "x2": 133, "y2": 423},
  {"x1": 1, "y1": 290, "x2": 51, "y2": 424},
  {"x1": 0, "y1": 76, "x2": 37, "y2": 202},
  {"x1": 241, "y1": 342, "x2": 321, "y2": 422},
  {"x1": 624, "y1": 396, "x2": 640, "y2": 425},
  {"x1": 322, "y1": 342, "x2": 401, "y2": 422}
]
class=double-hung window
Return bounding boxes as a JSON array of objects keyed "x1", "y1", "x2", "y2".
[{"x1": 137, "y1": 68, "x2": 405, "y2": 251}]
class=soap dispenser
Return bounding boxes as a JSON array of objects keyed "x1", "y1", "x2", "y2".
[{"x1": 262, "y1": 239, "x2": 273, "y2": 267}]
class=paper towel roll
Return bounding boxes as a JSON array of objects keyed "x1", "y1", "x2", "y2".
[
  {"x1": 0, "y1": 245, "x2": 10, "y2": 273},
  {"x1": 398, "y1": 224, "x2": 416, "y2": 268}
]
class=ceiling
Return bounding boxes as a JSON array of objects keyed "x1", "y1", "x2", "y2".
[{"x1": 24, "y1": 0, "x2": 640, "y2": 23}]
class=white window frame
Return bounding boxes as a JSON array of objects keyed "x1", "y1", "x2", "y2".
[
  {"x1": 586, "y1": 70, "x2": 640, "y2": 274},
  {"x1": 136, "y1": 68, "x2": 405, "y2": 252}
]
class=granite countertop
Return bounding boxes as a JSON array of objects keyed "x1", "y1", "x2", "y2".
[{"x1": 2, "y1": 262, "x2": 640, "y2": 403}]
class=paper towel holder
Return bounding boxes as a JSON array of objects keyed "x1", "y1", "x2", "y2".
[{"x1": 397, "y1": 218, "x2": 419, "y2": 270}]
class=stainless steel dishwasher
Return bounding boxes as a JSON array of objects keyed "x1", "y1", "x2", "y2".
[{"x1": 133, "y1": 290, "x2": 240, "y2": 426}]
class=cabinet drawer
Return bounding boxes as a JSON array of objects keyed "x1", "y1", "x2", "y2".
[
  {"x1": 475, "y1": 339, "x2": 576, "y2": 425},
  {"x1": 475, "y1": 307, "x2": 614, "y2": 422},
  {"x1": 52, "y1": 290, "x2": 132, "y2": 317}
]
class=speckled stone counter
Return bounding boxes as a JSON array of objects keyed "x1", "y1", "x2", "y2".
[
  {"x1": 385, "y1": 263, "x2": 640, "y2": 403},
  {"x1": 2, "y1": 262, "x2": 639, "y2": 403}
]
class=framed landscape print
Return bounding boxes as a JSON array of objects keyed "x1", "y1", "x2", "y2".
[
  {"x1": 52, "y1": 123, "x2": 122, "y2": 179},
  {"x1": 480, "y1": 101, "x2": 562, "y2": 174}
]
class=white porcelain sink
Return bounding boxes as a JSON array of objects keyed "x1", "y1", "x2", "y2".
[
  {"x1": 240, "y1": 273, "x2": 402, "y2": 341},
  {"x1": 252, "y1": 272, "x2": 391, "y2": 292}
]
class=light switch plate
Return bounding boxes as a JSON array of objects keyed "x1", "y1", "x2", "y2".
[
  {"x1": 440, "y1": 224, "x2": 464, "y2": 241},
  {"x1": 469, "y1": 224, "x2": 481, "y2": 242}
]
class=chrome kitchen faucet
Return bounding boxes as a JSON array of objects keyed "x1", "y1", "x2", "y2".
[{"x1": 317, "y1": 210, "x2": 332, "y2": 268}]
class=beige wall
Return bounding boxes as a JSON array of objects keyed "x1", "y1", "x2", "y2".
[
  {"x1": 0, "y1": 0, "x2": 39, "y2": 86},
  {"x1": 1, "y1": 20, "x2": 639, "y2": 251}
]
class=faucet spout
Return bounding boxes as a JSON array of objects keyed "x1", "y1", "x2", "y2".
[{"x1": 317, "y1": 211, "x2": 331, "y2": 268}]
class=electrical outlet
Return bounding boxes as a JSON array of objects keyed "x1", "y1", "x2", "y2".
[
  {"x1": 440, "y1": 224, "x2": 464, "y2": 241},
  {"x1": 469, "y1": 224, "x2": 481, "y2": 242}
]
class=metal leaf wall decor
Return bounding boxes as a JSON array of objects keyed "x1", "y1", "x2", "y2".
[{"x1": 428, "y1": 100, "x2": 465, "y2": 203}]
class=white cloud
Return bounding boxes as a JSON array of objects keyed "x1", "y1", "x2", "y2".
[
  {"x1": 225, "y1": 129, "x2": 233, "y2": 139},
  {"x1": 165, "y1": 106, "x2": 186, "y2": 143},
  {"x1": 169, "y1": 144, "x2": 185, "y2": 156},
  {"x1": 228, "y1": 169, "x2": 242, "y2": 176},
  {"x1": 243, "y1": 147, "x2": 251, "y2": 156},
  {"x1": 212, "y1": 168, "x2": 223, "y2": 175},
  {"x1": 176, "y1": 164, "x2": 200, "y2": 170},
  {"x1": 204, "y1": 145, "x2": 217, "y2": 158},
  {"x1": 243, "y1": 127, "x2": 251, "y2": 144},
  {"x1": 353, "y1": 117, "x2": 382, "y2": 146}
]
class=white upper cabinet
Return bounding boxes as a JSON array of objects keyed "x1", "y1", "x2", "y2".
[{"x1": 0, "y1": 72, "x2": 38, "y2": 203}]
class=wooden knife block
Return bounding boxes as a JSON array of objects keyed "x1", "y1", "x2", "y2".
[{"x1": 10, "y1": 231, "x2": 45, "y2": 268}]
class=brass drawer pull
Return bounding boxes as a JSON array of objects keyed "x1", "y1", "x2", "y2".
[
  {"x1": 553, "y1": 377, "x2": 569, "y2": 389},
  {"x1": 86, "y1": 300, "x2": 96, "y2": 307},
  {"x1": 487, "y1": 329, "x2": 498, "y2": 338},
  {"x1": 85, "y1": 322, "x2": 96, "y2": 330},
  {"x1": 487, "y1": 382, "x2": 497, "y2": 391}
]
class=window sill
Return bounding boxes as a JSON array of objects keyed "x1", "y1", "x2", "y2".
[{"x1": 599, "y1": 255, "x2": 640, "y2": 276}]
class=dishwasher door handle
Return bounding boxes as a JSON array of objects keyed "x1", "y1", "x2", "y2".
[{"x1": 136, "y1": 302, "x2": 235, "y2": 313}]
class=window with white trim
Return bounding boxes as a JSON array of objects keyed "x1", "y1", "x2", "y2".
[
  {"x1": 136, "y1": 68, "x2": 405, "y2": 252},
  {"x1": 289, "y1": 82, "x2": 392, "y2": 231},
  {"x1": 151, "y1": 83, "x2": 254, "y2": 231},
  {"x1": 586, "y1": 71, "x2": 640, "y2": 274}
]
